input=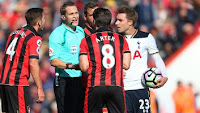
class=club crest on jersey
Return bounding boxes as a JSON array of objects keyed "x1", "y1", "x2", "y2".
[
  {"x1": 49, "y1": 48, "x2": 54, "y2": 56},
  {"x1": 36, "y1": 47, "x2": 40, "y2": 54},
  {"x1": 37, "y1": 39, "x2": 42, "y2": 46},
  {"x1": 71, "y1": 45, "x2": 77, "y2": 54},
  {"x1": 137, "y1": 41, "x2": 141, "y2": 49},
  {"x1": 27, "y1": 106, "x2": 31, "y2": 113}
]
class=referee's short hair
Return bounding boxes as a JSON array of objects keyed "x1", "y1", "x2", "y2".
[
  {"x1": 60, "y1": 1, "x2": 76, "y2": 15},
  {"x1": 93, "y1": 8, "x2": 112, "y2": 27},
  {"x1": 25, "y1": 8, "x2": 43, "y2": 26}
]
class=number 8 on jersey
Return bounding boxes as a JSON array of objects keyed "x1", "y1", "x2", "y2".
[{"x1": 102, "y1": 44, "x2": 115, "y2": 69}]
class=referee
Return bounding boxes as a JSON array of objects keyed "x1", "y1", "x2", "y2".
[{"x1": 49, "y1": 2, "x2": 85, "y2": 113}]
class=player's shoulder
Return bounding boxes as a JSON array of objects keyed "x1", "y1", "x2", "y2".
[
  {"x1": 22, "y1": 25, "x2": 42, "y2": 40},
  {"x1": 134, "y1": 30, "x2": 150, "y2": 38},
  {"x1": 87, "y1": 31, "x2": 124, "y2": 40},
  {"x1": 23, "y1": 25, "x2": 40, "y2": 36},
  {"x1": 94, "y1": 31, "x2": 123, "y2": 36},
  {"x1": 111, "y1": 31, "x2": 122, "y2": 36},
  {"x1": 111, "y1": 32, "x2": 126, "y2": 40}
]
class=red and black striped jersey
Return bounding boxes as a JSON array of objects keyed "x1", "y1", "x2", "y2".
[
  {"x1": 82, "y1": 25, "x2": 96, "y2": 86},
  {"x1": 0, "y1": 25, "x2": 42, "y2": 86},
  {"x1": 80, "y1": 27, "x2": 130, "y2": 87},
  {"x1": 83, "y1": 25, "x2": 96, "y2": 37}
]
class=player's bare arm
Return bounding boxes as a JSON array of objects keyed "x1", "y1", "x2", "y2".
[
  {"x1": 50, "y1": 58, "x2": 73, "y2": 69},
  {"x1": 79, "y1": 55, "x2": 89, "y2": 72},
  {"x1": 30, "y1": 58, "x2": 45, "y2": 103},
  {"x1": 123, "y1": 52, "x2": 131, "y2": 70}
]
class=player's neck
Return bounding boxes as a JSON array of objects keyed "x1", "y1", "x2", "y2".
[
  {"x1": 85, "y1": 23, "x2": 92, "y2": 29},
  {"x1": 96, "y1": 26, "x2": 99, "y2": 30},
  {"x1": 125, "y1": 27, "x2": 136, "y2": 35},
  {"x1": 33, "y1": 26, "x2": 39, "y2": 32}
]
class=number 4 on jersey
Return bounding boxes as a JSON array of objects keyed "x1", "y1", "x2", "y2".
[{"x1": 6, "y1": 37, "x2": 19, "y2": 61}]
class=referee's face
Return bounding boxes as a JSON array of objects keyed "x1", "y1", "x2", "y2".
[
  {"x1": 115, "y1": 13, "x2": 131, "y2": 34},
  {"x1": 65, "y1": 6, "x2": 79, "y2": 26}
]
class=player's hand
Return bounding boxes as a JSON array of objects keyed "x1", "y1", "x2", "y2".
[
  {"x1": 66, "y1": 63, "x2": 73, "y2": 69},
  {"x1": 36, "y1": 88, "x2": 45, "y2": 103},
  {"x1": 152, "y1": 77, "x2": 168, "y2": 89},
  {"x1": 67, "y1": 63, "x2": 80, "y2": 70},
  {"x1": 123, "y1": 69, "x2": 126, "y2": 77},
  {"x1": 71, "y1": 64, "x2": 80, "y2": 70}
]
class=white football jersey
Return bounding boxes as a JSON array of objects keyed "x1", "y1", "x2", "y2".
[{"x1": 124, "y1": 30, "x2": 159, "y2": 90}]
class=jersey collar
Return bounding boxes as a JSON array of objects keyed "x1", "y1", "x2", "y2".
[
  {"x1": 62, "y1": 23, "x2": 78, "y2": 33},
  {"x1": 24, "y1": 25, "x2": 40, "y2": 36},
  {"x1": 96, "y1": 27, "x2": 112, "y2": 32},
  {"x1": 125, "y1": 29, "x2": 138, "y2": 39},
  {"x1": 84, "y1": 24, "x2": 96, "y2": 34}
]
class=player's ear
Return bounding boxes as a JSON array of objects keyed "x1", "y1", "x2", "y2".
[
  {"x1": 128, "y1": 20, "x2": 133, "y2": 26},
  {"x1": 83, "y1": 14, "x2": 87, "y2": 21},
  {"x1": 61, "y1": 15, "x2": 66, "y2": 20},
  {"x1": 37, "y1": 20, "x2": 42, "y2": 27}
]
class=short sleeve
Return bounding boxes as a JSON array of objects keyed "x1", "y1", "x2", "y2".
[
  {"x1": 79, "y1": 38, "x2": 88, "y2": 56},
  {"x1": 147, "y1": 34, "x2": 159, "y2": 54},
  {"x1": 28, "y1": 36, "x2": 42, "y2": 59},
  {"x1": 49, "y1": 31, "x2": 63, "y2": 61},
  {"x1": 123, "y1": 37, "x2": 130, "y2": 53}
]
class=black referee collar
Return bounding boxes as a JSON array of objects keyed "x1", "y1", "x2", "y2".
[
  {"x1": 96, "y1": 26, "x2": 112, "y2": 32},
  {"x1": 24, "y1": 25, "x2": 40, "y2": 36}
]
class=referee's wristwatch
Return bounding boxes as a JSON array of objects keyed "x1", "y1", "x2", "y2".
[{"x1": 66, "y1": 63, "x2": 72, "y2": 69}]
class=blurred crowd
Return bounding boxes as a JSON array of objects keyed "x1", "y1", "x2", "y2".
[
  {"x1": 0, "y1": 0, "x2": 200, "y2": 113},
  {"x1": 173, "y1": 81, "x2": 200, "y2": 113}
]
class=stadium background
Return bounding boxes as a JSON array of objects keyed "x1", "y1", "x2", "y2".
[{"x1": 0, "y1": 0, "x2": 200, "y2": 113}]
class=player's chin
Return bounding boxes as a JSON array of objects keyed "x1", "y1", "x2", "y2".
[
  {"x1": 72, "y1": 22, "x2": 79, "y2": 26},
  {"x1": 117, "y1": 29, "x2": 123, "y2": 33}
]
